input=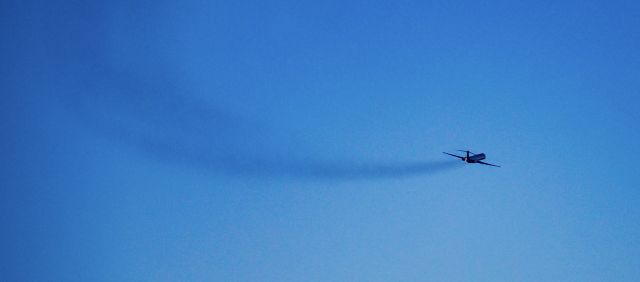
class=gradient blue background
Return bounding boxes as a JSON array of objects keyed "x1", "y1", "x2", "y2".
[{"x1": 2, "y1": 0, "x2": 640, "y2": 281}]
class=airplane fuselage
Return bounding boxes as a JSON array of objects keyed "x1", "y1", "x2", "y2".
[{"x1": 463, "y1": 153, "x2": 486, "y2": 163}]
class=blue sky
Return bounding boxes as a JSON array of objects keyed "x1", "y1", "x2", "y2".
[{"x1": 2, "y1": 0, "x2": 640, "y2": 281}]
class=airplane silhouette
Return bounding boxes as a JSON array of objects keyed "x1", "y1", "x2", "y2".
[{"x1": 443, "y1": 150, "x2": 500, "y2": 167}]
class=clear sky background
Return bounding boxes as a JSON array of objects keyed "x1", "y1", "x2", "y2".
[{"x1": 2, "y1": 0, "x2": 640, "y2": 281}]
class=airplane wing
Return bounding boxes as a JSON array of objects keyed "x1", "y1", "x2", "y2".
[
  {"x1": 477, "y1": 161, "x2": 501, "y2": 167},
  {"x1": 443, "y1": 152, "x2": 464, "y2": 160}
]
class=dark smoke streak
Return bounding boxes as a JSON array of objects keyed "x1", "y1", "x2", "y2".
[
  {"x1": 164, "y1": 152, "x2": 461, "y2": 180},
  {"x1": 294, "y1": 160, "x2": 460, "y2": 179},
  {"x1": 61, "y1": 65, "x2": 459, "y2": 181},
  {"x1": 36, "y1": 3, "x2": 460, "y2": 181}
]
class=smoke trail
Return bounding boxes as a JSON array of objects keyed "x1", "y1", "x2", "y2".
[
  {"x1": 277, "y1": 160, "x2": 460, "y2": 180},
  {"x1": 42, "y1": 2, "x2": 460, "y2": 181},
  {"x1": 59, "y1": 65, "x2": 459, "y2": 180}
]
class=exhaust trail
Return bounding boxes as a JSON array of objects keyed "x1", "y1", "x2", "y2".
[
  {"x1": 168, "y1": 153, "x2": 461, "y2": 180},
  {"x1": 30, "y1": 2, "x2": 458, "y2": 182},
  {"x1": 292, "y1": 160, "x2": 460, "y2": 180},
  {"x1": 59, "y1": 65, "x2": 458, "y2": 181}
]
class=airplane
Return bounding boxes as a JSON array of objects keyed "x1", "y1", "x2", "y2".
[{"x1": 443, "y1": 150, "x2": 501, "y2": 167}]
